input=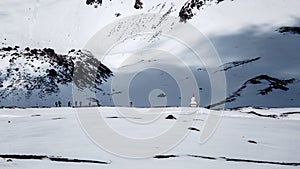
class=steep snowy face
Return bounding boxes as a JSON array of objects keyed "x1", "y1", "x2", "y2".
[{"x1": 0, "y1": 0, "x2": 300, "y2": 108}]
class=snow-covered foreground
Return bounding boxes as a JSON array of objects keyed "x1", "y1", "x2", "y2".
[{"x1": 0, "y1": 107, "x2": 300, "y2": 169}]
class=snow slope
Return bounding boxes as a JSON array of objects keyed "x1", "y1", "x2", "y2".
[{"x1": 0, "y1": 107, "x2": 300, "y2": 168}]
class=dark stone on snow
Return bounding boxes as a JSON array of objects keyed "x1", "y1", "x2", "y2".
[
  {"x1": 165, "y1": 115, "x2": 176, "y2": 120},
  {"x1": 248, "y1": 140, "x2": 257, "y2": 144},
  {"x1": 188, "y1": 127, "x2": 200, "y2": 132},
  {"x1": 153, "y1": 155, "x2": 178, "y2": 159}
]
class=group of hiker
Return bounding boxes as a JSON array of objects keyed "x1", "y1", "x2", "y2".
[
  {"x1": 54, "y1": 101, "x2": 62, "y2": 107},
  {"x1": 54, "y1": 101, "x2": 83, "y2": 107}
]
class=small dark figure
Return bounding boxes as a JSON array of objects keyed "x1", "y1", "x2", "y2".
[
  {"x1": 96, "y1": 100, "x2": 101, "y2": 107},
  {"x1": 58, "y1": 101, "x2": 61, "y2": 107},
  {"x1": 75, "y1": 101, "x2": 78, "y2": 107},
  {"x1": 134, "y1": 0, "x2": 143, "y2": 9},
  {"x1": 79, "y1": 101, "x2": 82, "y2": 107},
  {"x1": 130, "y1": 101, "x2": 133, "y2": 107},
  {"x1": 68, "y1": 101, "x2": 71, "y2": 107},
  {"x1": 55, "y1": 102, "x2": 58, "y2": 107}
]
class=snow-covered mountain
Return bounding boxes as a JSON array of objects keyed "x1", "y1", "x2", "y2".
[
  {"x1": 1, "y1": 2, "x2": 300, "y2": 168},
  {"x1": 0, "y1": 46, "x2": 112, "y2": 107},
  {"x1": 0, "y1": 0, "x2": 300, "y2": 108}
]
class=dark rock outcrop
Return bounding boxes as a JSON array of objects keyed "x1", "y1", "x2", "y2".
[
  {"x1": 276, "y1": 27, "x2": 300, "y2": 35},
  {"x1": 165, "y1": 114, "x2": 177, "y2": 120},
  {"x1": 207, "y1": 75, "x2": 295, "y2": 108},
  {"x1": 179, "y1": 0, "x2": 229, "y2": 22}
]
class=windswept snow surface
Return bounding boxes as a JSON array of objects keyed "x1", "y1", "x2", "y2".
[{"x1": 0, "y1": 107, "x2": 300, "y2": 169}]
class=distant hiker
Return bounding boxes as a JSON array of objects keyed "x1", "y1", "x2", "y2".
[
  {"x1": 130, "y1": 101, "x2": 133, "y2": 107},
  {"x1": 68, "y1": 101, "x2": 71, "y2": 107},
  {"x1": 79, "y1": 101, "x2": 82, "y2": 107},
  {"x1": 58, "y1": 101, "x2": 62, "y2": 107},
  {"x1": 55, "y1": 102, "x2": 58, "y2": 107},
  {"x1": 75, "y1": 101, "x2": 78, "y2": 107},
  {"x1": 96, "y1": 100, "x2": 101, "y2": 107}
]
